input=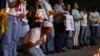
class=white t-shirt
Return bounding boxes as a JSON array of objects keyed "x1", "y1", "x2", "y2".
[
  {"x1": 54, "y1": 4, "x2": 65, "y2": 13},
  {"x1": 29, "y1": 27, "x2": 41, "y2": 48},
  {"x1": 89, "y1": 11, "x2": 100, "y2": 26},
  {"x1": 80, "y1": 11, "x2": 87, "y2": 26},
  {"x1": 8, "y1": 8, "x2": 22, "y2": 24}
]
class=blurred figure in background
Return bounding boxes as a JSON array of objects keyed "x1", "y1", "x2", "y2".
[
  {"x1": 20, "y1": 0, "x2": 30, "y2": 37},
  {"x1": 63, "y1": 4, "x2": 74, "y2": 50},
  {"x1": 40, "y1": 0, "x2": 55, "y2": 54},
  {"x1": 1, "y1": 0, "x2": 26, "y2": 56},
  {"x1": 71, "y1": 2, "x2": 82, "y2": 49},
  {"x1": 89, "y1": 6, "x2": 100, "y2": 46},
  {"x1": 53, "y1": 0, "x2": 67, "y2": 53},
  {"x1": 23, "y1": 21, "x2": 53, "y2": 56},
  {"x1": 79, "y1": 8, "x2": 88, "y2": 47}
]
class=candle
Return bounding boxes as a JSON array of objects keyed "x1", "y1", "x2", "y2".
[{"x1": 6, "y1": 8, "x2": 9, "y2": 13}]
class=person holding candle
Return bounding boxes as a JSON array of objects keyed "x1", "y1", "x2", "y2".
[
  {"x1": 40, "y1": 0, "x2": 55, "y2": 54},
  {"x1": 26, "y1": 21, "x2": 53, "y2": 56},
  {"x1": 1, "y1": 0, "x2": 26, "y2": 56}
]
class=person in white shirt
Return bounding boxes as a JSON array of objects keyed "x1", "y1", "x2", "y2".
[
  {"x1": 1, "y1": 0, "x2": 26, "y2": 56},
  {"x1": 79, "y1": 8, "x2": 88, "y2": 47},
  {"x1": 40, "y1": 0, "x2": 55, "y2": 54},
  {"x1": 89, "y1": 6, "x2": 100, "y2": 46},
  {"x1": 53, "y1": 0, "x2": 66, "y2": 52},
  {"x1": 27, "y1": 21, "x2": 53, "y2": 56}
]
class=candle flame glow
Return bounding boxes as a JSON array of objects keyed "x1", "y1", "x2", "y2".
[
  {"x1": 6, "y1": 8, "x2": 9, "y2": 13},
  {"x1": 94, "y1": 54, "x2": 97, "y2": 56}
]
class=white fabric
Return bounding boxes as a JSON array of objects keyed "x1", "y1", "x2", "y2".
[
  {"x1": 20, "y1": 3, "x2": 27, "y2": 21},
  {"x1": 8, "y1": 8, "x2": 23, "y2": 17},
  {"x1": 8, "y1": 8, "x2": 22, "y2": 24},
  {"x1": 89, "y1": 11, "x2": 100, "y2": 26},
  {"x1": 73, "y1": 24, "x2": 80, "y2": 46},
  {"x1": 43, "y1": 21, "x2": 53, "y2": 27},
  {"x1": 54, "y1": 4, "x2": 65, "y2": 13},
  {"x1": 64, "y1": 14, "x2": 74, "y2": 31},
  {"x1": 29, "y1": 28, "x2": 41, "y2": 48},
  {"x1": 8, "y1": 8, "x2": 17, "y2": 16},
  {"x1": 80, "y1": 11, "x2": 87, "y2": 26},
  {"x1": 38, "y1": 9, "x2": 48, "y2": 20},
  {"x1": 43, "y1": 1, "x2": 53, "y2": 22}
]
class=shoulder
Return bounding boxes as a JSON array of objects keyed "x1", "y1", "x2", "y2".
[{"x1": 96, "y1": 11, "x2": 99, "y2": 14}]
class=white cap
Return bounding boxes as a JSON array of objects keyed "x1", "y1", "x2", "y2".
[{"x1": 43, "y1": 21, "x2": 53, "y2": 27}]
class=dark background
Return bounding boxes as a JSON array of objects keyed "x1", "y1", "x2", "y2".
[
  {"x1": 27, "y1": 0, "x2": 100, "y2": 11},
  {"x1": 49, "y1": 0, "x2": 100, "y2": 11}
]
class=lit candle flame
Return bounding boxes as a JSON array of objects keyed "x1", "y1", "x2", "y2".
[{"x1": 6, "y1": 8, "x2": 9, "y2": 13}]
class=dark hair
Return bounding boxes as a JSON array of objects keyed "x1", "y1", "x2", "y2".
[{"x1": 92, "y1": 6, "x2": 97, "y2": 12}]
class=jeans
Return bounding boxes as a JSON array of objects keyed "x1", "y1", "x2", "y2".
[
  {"x1": 29, "y1": 47, "x2": 45, "y2": 56},
  {"x1": 90, "y1": 26, "x2": 98, "y2": 45},
  {"x1": 63, "y1": 31, "x2": 70, "y2": 48},
  {"x1": 79, "y1": 26, "x2": 87, "y2": 45},
  {"x1": 46, "y1": 34, "x2": 54, "y2": 52},
  {"x1": 40, "y1": 28, "x2": 54, "y2": 52},
  {"x1": 1, "y1": 15, "x2": 21, "y2": 56}
]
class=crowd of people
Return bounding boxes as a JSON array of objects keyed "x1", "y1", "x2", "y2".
[{"x1": 0, "y1": 0, "x2": 100, "y2": 56}]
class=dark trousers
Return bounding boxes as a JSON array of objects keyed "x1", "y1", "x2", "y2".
[
  {"x1": 54, "y1": 23, "x2": 65, "y2": 51},
  {"x1": 64, "y1": 31, "x2": 70, "y2": 48},
  {"x1": 90, "y1": 26, "x2": 98, "y2": 45}
]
